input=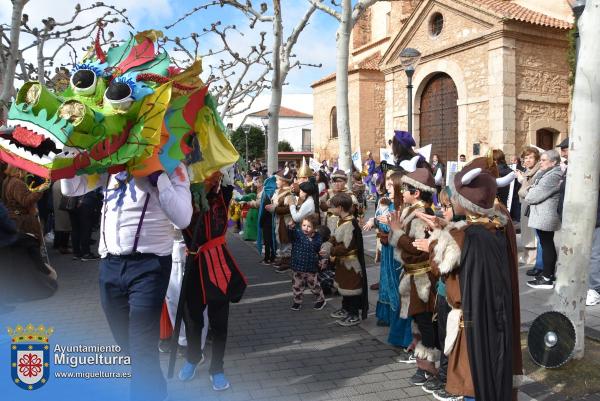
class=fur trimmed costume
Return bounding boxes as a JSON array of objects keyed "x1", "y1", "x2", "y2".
[
  {"x1": 390, "y1": 202, "x2": 437, "y2": 319},
  {"x1": 390, "y1": 200, "x2": 438, "y2": 372},
  {"x1": 428, "y1": 220, "x2": 474, "y2": 397},
  {"x1": 271, "y1": 186, "x2": 295, "y2": 260},
  {"x1": 320, "y1": 188, "x2": 360, "y2": 233},
  {"x1": 322, "y1": 215, "x2": 369, "y2": 319},
  {"x1": 429, "y1": 215, "x2": 518, "y2": 401}
]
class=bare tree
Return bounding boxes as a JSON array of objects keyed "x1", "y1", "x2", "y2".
[
  {"x1": 0, "y1": 0, "x2": 29, "y2": 117},
  {"x1": 309, "y1": 0, "x2": 380, "y2": 174},
  {"x1": 553, "y1": 0, "x2": 600, "y2": 359},
  {"x1": 168, "y1": 0, "x2": 321, "y2": 173},
  {"x1": 163, "y1": 22, "x2": 272, "y2": 121},
  {"x1": 0, "y1": 1, "x2": 132, "y2": 116}
]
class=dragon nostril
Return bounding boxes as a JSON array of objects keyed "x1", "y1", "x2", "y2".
[
  {"x1": 72, "y1": 69, "x2": 95, "y2": 89},
  {"x1": 105, "y1": 82, "x2": 132, "y2": 101},
  {"x1": 70, "y1": 69, "x2": 97, "y2": 95}
]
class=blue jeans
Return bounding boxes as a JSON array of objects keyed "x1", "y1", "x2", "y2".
[
  {"x1": 99, "y1": 254, "x2": 172, "y2": 401},
  {"x1": 535, "y1": 231, "x2": 543, "y2": 271},
  {"x1": 589, "y1": 227, "x2": 600, "y2": 291}
]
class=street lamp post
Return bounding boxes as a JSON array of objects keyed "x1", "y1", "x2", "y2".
[
  {"x1": 572, "y1": 0, "x2": 587, "y2": 60},
  {"x1": 261, "y1": 114, "x2": 270, "y2": 166},
  {"x1": 399, "y1": 48, "x2": 422, "y2": 135},
  {"x1": 242, "y1": 125, "x2": 250, "y2": 168}
]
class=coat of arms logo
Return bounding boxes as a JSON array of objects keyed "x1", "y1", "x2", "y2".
[{"x1": 8, "y1": 323, "x2": 53, "y2": 390}]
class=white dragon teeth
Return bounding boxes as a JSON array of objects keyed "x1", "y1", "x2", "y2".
[
  {"x1": 6, "y1": 118, "x2": 64, "y2": 151},
  {"x1": 0, "y1": 135, "x2": 61, "y2": 165}
]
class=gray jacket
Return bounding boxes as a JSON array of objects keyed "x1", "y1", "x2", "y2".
[{"x1": 525, "y1": 166, "x2": 563, "y2": 232}]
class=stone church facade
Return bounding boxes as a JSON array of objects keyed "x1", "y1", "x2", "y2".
[{"x1": 312, "y1": 0, "x2": 573, "y2": 163}]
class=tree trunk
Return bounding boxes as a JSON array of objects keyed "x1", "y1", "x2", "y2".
[
  {"x1": 336, "y1": 0, "x2": 353, "y2": 175},
  {"x1": 37, "y1": 39, "x2": 46, "y2": 85},
  {"x1": 0, "y1": 0, "x2": 28, "y2": 117},
  {"x1": 553, "y1": 0, "x2": 600, "y2": 359},
  {"x1": 266, "y1": 0, "x2": 283, "y2": 175}
]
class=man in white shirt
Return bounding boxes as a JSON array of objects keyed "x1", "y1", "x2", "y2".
[{"x1": 62, "y1": 165, "x2": 192, "y2": 401}]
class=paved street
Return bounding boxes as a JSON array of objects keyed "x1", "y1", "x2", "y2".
[{"x1": 2, "y1": 203, "x2": 600, "y2": 400}]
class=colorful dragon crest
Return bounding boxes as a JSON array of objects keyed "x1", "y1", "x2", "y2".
[{"x1": 0, "y1": 29, "x2": 239, "y2": 184}]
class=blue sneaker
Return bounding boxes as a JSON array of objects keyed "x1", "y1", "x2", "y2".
[
  {"x1": 178, "y1": 361, "x2": 197, "y2": 381},
  {"x1": 210, "y1": 373, "x2": 231, "y2": 391}
]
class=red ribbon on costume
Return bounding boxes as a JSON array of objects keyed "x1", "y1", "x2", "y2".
[{"x1": 195, "y1": 236, "x2": 231, "y2": 295}]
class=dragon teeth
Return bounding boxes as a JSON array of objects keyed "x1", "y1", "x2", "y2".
[{"x1": 6, "y1": 118, "x2": 64, "y2": 151}]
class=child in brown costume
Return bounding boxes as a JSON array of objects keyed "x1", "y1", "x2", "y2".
[
  {"x1": 265, "y1": 169, "x2": 295, "y2": 271},
  {"x1": 415, "y1": 156, "x2": 520, "y2": 401},
  {"x1": 320, "y1": 192, "x2": 368, "y2": 326},
  {"x1": 388, "y1": 165, "x2": 439, "y2": 386}
]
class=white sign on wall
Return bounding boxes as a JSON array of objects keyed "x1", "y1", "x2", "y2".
[{"x1": 351, "y1": 149, "x2": 362, "y2": 171}]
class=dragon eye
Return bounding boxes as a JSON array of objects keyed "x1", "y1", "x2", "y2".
[
  {"x1": 103, "y1": 81, "x2": 133, "y2": 111},
  {"x1": 70, "y1": 69, "x2": 97, "y2": 95}
]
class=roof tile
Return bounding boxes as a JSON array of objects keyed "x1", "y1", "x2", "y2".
[
  {"x1": 472, "y1": 0, "x2": 572, "y2": 29},
  {"x1": 249, "y1": 106, "x2": 312, "y2": 118}
]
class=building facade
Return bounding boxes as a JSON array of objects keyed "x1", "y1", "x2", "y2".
[
  {"x1": 312, "y1": 0, "x2": 573, "y2": 163},
  {"x1": 246, "y1": 107, "x2": 313, "y2": 153}
]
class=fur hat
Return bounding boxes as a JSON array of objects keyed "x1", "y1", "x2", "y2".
[
  {"x1": 401, "y1": 168, "x2": 436, "y2": 193},
  {"x1": 452, "y1": 164, "x2": 497, "y2": 213},
  {"x1": 331, "y1": 169, "x2": 348, "y2": 181},
  {"x1": 275, "y1": 168, "x2": 294, "y2": 183},
  {"x1": 450, "y1": 153, "x2": 514, "y2": 214}
]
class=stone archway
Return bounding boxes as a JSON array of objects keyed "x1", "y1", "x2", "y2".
[
  {"x1": 419, "y1": 73, "x2": 459, "y2": 163},
  {"x1": 411, "y1": 59, "x2": 468, "y2": 159}
]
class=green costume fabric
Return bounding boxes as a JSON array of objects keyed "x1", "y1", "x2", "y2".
[
  {"x1": 239, "y1": 193, "x2": 258, "y2": 241},
  {"x1": 0, "y1": 29, "x2": 239, "y2": 190}
]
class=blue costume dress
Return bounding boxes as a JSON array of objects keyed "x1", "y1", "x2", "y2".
[{"x1": 375, "y1": 203, "x2": 413, "y2": 348}]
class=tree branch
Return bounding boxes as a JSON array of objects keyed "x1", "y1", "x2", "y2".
[
  {"x1": 351, "y1": 0, "x2": 380, "y2": 25},
  {"x1": 308, "y1": 0, "x2": 342, "y2": 21}
]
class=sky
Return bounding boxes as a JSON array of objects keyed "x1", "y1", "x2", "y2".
[{"x1": 0, "y1": 0, "x2": 340, "y2": 94}]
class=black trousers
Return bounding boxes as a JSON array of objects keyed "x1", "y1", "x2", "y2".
[
  {"x1": 53, "y1": 231, "x2": 70, "y2": 249},
  {"x1": 342, "y1": 295, "x2": 362, "y2": 316},
  {"x1": 413, "y1": 311, "x2": 436, "y2": 349},
  {"x1": 436, "y1": 294, "x2": 450, "y2": 382},
  {"x1": 537, "y1": 229, "x2": 557, "y2": 279},
  {"x1": 262, "y1": 214, "x2": 274, "y2": 262},
  {"x1": 184, "y1": 298, "x2": 229, "y2": 374},
  {"x1": 69, "y1": 204, "x2": 94, "y2": 255}
]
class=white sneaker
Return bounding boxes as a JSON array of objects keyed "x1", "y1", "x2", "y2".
[{"x1": 586, "y1": 289, "x2": 600, "y2": 306}]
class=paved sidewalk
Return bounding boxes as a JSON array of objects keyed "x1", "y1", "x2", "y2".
[
  {"x1": 3, "y1": 219, "x2": 599, "y2": 400},
  {"x1": 360, "y1": 205, "x2": 600, "y2": 334},
  {"x1": 168, "y1": 235, "x2": 434, "y2": 401},
  {"x1": 0, "y1": 235, "x2": 435, "y2": 401}
]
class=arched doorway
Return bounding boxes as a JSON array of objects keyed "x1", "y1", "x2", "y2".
[
  {"x1": 419, "y1": 73, "x2": 458, "y2": 163},
  {"x1": 536, "y1": 128, "x2": 557, "y2": 150}
]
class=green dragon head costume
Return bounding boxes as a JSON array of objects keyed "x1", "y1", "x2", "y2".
[{"x1": 0, "y1": 29, "x2": 238, "y2": 185}]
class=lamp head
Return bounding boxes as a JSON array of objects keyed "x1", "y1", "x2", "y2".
[
  {"x1": 399, "y1": 47, "x2": 422, "y2": 70},
  {"x1": 570, "y1": 0, "x2": 586, "y2": 18}
]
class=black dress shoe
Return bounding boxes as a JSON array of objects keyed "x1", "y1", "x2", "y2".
[{"x1": 526, "y1": 267, "x2": 542, "y2": 276}]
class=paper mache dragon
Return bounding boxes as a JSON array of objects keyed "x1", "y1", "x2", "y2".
[{"x1": 0, "y1": 28, "x2": 239, "y2": 192}]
